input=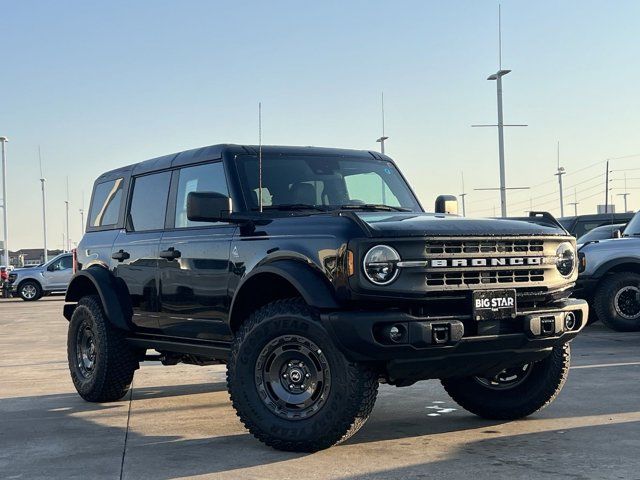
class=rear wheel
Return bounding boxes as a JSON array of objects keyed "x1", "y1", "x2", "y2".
[
  {"x1": 227, "y1": 298, "x2": 378, "y2": 452},
  {"x1": 594, "y1": 273, "x2": 640, "y2": 332},
  {"x1": 18, "y1": 280, "x2": 43, "y2": 301},
  {"x1": 441, "y1": 343, "x2": 570, "y2": 420},
  {"x1": 67, "y1": 295, "x2": 139, "y2": 402}
]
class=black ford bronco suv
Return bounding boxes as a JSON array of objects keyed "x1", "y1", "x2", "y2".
[{"x1": 64, "y1": 144, "x2": 588, "y2": 452}]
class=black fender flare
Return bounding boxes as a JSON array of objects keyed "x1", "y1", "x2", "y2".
[
  {"x1": 229, "y1": 259, "x2": 340, "y2": 324},
  {"x1": 64, "y1": 267, "x2": 133, "y2": 331},
  {"x1": 592, "y1": 257, "x2": 640, "y2": 281}
]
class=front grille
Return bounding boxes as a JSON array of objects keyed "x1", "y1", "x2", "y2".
[
  {"x1": 426, "y1": 269, "x2": 546, "y2": 287},
  {"x1": 388, "y1": 235, "x2": 575, "y2": 293},
  {"x1": 426, "y1": 239, "x2": 544, "y2": 255}
]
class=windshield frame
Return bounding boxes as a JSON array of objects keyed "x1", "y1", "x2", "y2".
[
  {"x1": 234, "y1": 154, "x2": 423, "y2": 214},
  {"x1": 623, "y1": 212, "x2": 640, "y2": 236}
]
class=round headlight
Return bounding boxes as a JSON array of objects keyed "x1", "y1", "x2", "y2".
[
  {"x1": 363, "y1": 245, "x2": 401, "y2": 285},
  {"x1": 556, "y1": 242, "x2": 576, "y2": 277}
]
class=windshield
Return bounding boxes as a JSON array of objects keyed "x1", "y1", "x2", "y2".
[
  {"x1": 236, "y1": 155, "x2": 421, "y2": 212},
  {"x1": 623, "y1": 212, "x2": 640, "y2": 236}
]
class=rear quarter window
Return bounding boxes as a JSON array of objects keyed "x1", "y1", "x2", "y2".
[{"x1": 89, "y1": 178, "x2": 124, "y2": 228}]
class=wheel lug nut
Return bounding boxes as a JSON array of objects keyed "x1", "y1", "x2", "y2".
[
  {"x1": 305, "y1": 373, "x2": 310, "y2": 378},
  {"x1": 283, "y1": 374, "x2": 287, "y2": 378},
  {"x1": 288, "y1": 363, "x2": 292, "y2": 367},
  {"x1": 289, "y1": 384, "x2": 294, "y2": 389}
]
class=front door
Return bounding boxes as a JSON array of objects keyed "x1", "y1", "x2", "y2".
[
  {"x1": 42, "y1": 254, "x2": 73, "y2": 289},
  {"x1": 157, "y1": 161, "x2": 236, "y2": 341},
  {"x1": 111, "y1": 170, "x2": 172, "y2": 332}
]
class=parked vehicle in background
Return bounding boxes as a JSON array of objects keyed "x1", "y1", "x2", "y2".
[
  {"x1": 8, "y1": 253, "x2": 74, "y2": 301},
  {"x1": 577, "y1": 223, "x2": 626, "y2": 246},
  {"x1": 559, "y1": 213, "x2": 635, "y2": 239},
  {"x1": 64, "y1": 144, "x2": 587, "y2": 452},
  {"x1": 576, "y1": 211, "x2": 640, "y2": 331},
  {"x1": 1, "y1": 266, "x2": 10, "y2": 298}
]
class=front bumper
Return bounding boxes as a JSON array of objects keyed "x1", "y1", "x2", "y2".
[{"x1": 321, "y1": 298, "x2": 588, "y2": 384}]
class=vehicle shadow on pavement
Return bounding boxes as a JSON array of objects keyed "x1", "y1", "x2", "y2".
[{"x1": 341, "y1": 419, "x2": 640, "y2": 479}]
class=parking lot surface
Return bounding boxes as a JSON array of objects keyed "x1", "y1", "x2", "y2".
[{"x1": 1, "y1": 297, "x2": 640, "y2": 480}]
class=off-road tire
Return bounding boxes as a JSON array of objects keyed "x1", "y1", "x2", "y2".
[
  {"x1": 441, "y1": 343, "x2": 570, "y2": 420},
  {"x1": 67, "y1": 295, "x2": 139, "y2": 402},
  {"x1": 227, "y1": 298, "x2": 378, "y2": 452},
  {"x1": 594, "y1": 272, "x2": 640, "y2": 332},
  {"x1": 18, "y1": 280, "x2": 43, "y2": 301}
]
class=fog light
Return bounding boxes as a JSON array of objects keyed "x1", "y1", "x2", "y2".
[
  {"x1": 564, "y1": 312, "x2": 576, "y2": 331},
  {"x1": 381, "y1": 323, "x2": 406, "y2": 343},
  {"x1": 389, "y1": 325, "x2": 402, "y2": 342}
]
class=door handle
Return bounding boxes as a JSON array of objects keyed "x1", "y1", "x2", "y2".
[
  {"x1": 159, "y1": 247, "x2": 181, "y2": 260},
  {"x1": 111, "y1": 249, "x2": 130, "y2": 262}
]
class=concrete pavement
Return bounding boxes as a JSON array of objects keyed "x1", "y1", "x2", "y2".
[{"x1": 1, "y1": 297, "x2": 639, "y2": 479}]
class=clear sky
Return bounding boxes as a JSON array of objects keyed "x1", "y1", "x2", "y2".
[{"x1": 1, "y1": 0, "x2": 640, "y2": 249}]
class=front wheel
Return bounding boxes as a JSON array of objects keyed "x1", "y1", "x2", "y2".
[
  {"x1": 18, "y1": 280, "x2": 43, "y2": 301},
  {"x1": 227, "y1": 299, "x2": 378, "y2": 452},
  {"x1": 441, "y1": 343, "x2": 570, "y2": 420}
]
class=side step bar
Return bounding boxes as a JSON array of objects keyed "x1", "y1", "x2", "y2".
[{"x1": 126, "y1": 336, "x2": 231, "y2": 360}]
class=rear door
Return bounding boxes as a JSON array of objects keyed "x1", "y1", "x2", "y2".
[
  {"x1": 158, "y1": 161, "x2": 236, "y2": 341},
  {"x1": 111, "y1": 171, "x2": 172, "y2": 332}
]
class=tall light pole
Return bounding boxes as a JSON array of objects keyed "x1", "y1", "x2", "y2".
[
  {"x1": 376, "y1": 92, "x2": 389, "y2": 154},
  {"x1": 618, "y1": 172, "x2": 630, "y2": 212},
  {"x1": 39, "y1": 147, "x2": 48, "y2": 263},
  {"x1": 569, "y1": 188, "x2": 579, "y2": 216},
  {"x1": 0, "y1": 137, "x2": 8, "y2": 268},
  {"x1": 472, "y1": 6, "x2": 527, "y2": 217},
  {"x1": 79, "y1": 191, "x2": 85, "y2": 238},
  {"x1": 65, "y1": 176, "x2": 70, "y2": 252},
  {"x1": 459, "y1": 172, "x2": 467, "y2": 217},
  {"x1": 604, "y1": 160, "x2": 610, "y2": 214},
  {"x1": 555, "y1": 141, "x2": 566, "y2": 217}
]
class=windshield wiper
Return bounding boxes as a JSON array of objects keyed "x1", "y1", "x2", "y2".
[
  {"x1": 338, "y1": 204, "x2": 411, "y2": 212},
  {"x1": 252, "y1": 204, "x2": 328, "y2": 212}
]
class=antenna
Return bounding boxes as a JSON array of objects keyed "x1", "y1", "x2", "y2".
[
  {"x1": 38, "y1": 146, "x2": 48, "y2": 262},
  {"x1": 258, "y1": 102, "x2": 263, "y2": 213},
  {"x1": 376, "y1": 92, "x2": 389, "y2": 154}
]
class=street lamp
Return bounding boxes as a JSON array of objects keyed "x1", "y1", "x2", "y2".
[{"x1": 0, "y1": 136, "x2": 8, "y2": 268}]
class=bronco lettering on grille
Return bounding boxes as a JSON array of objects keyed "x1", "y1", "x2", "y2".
[{"x1": 429, "y1": 257, "x2": 543, "y2": 268}]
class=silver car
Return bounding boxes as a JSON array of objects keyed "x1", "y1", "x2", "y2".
[{"x1": 8, "y1": 253, "x2": 74, "y2": 301}]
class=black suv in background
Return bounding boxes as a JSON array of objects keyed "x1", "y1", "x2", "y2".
[
  {"x1": 559, "y1": 213, "x2": 635, "y2": 238},
  {"x1": 64, "y1": 144, "x2": 587, "y2": 452}
]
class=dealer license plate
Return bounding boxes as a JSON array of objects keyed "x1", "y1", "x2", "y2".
[{"x1": 472, "y1": 289, "x2": 517, "y2": 321}]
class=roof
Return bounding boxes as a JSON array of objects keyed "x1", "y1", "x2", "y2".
[{"x1": 96, "y1": 144, "x2": 383, "y2": 182}]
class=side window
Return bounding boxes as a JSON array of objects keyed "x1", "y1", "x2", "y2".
[
  {"x1": 174, "y1": 162, "x2": 229, "y2": 228},
  {"x1": 344, "y1": 172, "x2": 400, "y2": 207},
  {"x1": 89, "y1": 178, "x2": 124, "y2": 228},
  {"x1": 128, "y1": 172, "x2": 172, "y2": 231},
  {"x1": 60, "y1": 256, "x2": 73, "y2": 270}
]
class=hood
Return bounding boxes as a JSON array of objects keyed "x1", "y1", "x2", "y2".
[
  {"x1": 580, "y1": 236, "x2": 640, "y2": 253},
  {"x1": 12, "y1": 266, "x2": 43, "y2": 273},
  {"x1": 355, "y1": 212, "x2": 566, "y2": 237}
]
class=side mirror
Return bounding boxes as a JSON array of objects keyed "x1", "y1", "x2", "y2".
[
  {"x1": 435, "y1": 195, "x2": 459, "y2": 215},
  {"x1": 187, "y1": 192, "x2": 232, "y2": 222},
  {"x1": 47, "y1": 264, "x2": 56, "y2": 272},
  {"x1": 613, "y1": 229, "x2": 623, "y2": 239}
]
